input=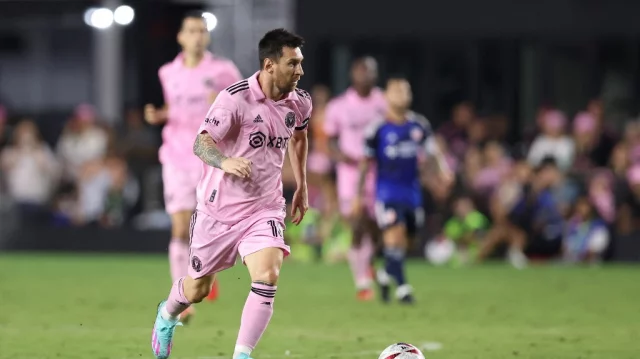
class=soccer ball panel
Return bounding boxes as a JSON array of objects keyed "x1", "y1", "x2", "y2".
[{"x1": 378, "y1": 343, "x2": 425, "y2": 359}]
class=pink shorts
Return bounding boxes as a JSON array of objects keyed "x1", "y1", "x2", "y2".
[
  {"x1": 187, "y1": 209, "x2": 291, "y2": 279},
  {"x1": 162, "y1": 164, "x2": 201, "y2": 214}
]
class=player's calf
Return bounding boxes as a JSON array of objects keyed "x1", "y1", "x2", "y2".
[
  {"x1": 381, "y1": 224, "x2": 414, "y2": 304},
  {"x1": 234, "y1": 247, "x2": 284, "y2": 358}
]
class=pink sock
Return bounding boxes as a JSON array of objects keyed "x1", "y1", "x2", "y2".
[
  {"x1": 235, "y1": 283, "x2": 277, "y2": 351},
  {"x1": 169, "y1": 239, "x2": 189, "y2": 282},
  {"x1": 348, "y1": 235, "x2": 374, "y2": 290},
  {"x1": 165, "y1": 277, "x2": 191, "y2": 317}
]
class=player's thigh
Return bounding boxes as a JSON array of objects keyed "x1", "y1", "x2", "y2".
[
  {"x1": 188, "y1": 211, "x2": 240, "y2": 279},
  {"x1": 238, "y1": 213, "x2": 290, "y2": 285},
  {"x1": 376, "y1": 202, "x2": 410, "y2": 248}
]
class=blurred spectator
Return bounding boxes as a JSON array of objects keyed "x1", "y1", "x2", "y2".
[
  {"x1": 0, "y1": 105, "x2": 8, "y2": 150},
  {"x1": 307, "y1": 84, "x2": 337, "y2": 214},
  {"x1": 563, "y1": 195, "x2": 610, "y2": 264},
  {"x1": 472, "y1": 141, "x2": 512, "y2": 196},
  {"x1": 617, "y1": 165, "x2": 640, "y2": 235},
  {"x1": 585, "y1": 98, "x2": 617, "y2": 165},
  {"x1": 443, "y1": 195, "x2": 489, "y2": 265},
  {"x1": 588, "y1": 170, "x2": 616, "y2": 224},
  {"x1": 477, "y1": 160, "x2": 530, "y2": 267},
  {"x1": 526, "y1": 158, "x2": 579, "y2": 257},
  {"x1": 571, "y1": 112, "x2": 598, "y2": 174},
  {"x1": 0, "y1": 119, "x2": 60, "y2": 221},
  {"x1": 56, "y1": 104, "x2": 109, "y2": 180},
  {"x1": 438, "y1": 101, "x2": 474, "y2": 160},
  {"x1": 527, "y1": 110, "x2": 575, "y2": 172},
  {"x1": 119, "y1": 106, "x2": 159, "y2": 166},
  {"x1": 76, "y1": 154, "x2": 139, "y2": 227}
]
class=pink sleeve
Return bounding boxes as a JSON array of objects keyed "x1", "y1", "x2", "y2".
[
  {"x1": 295, "y1": 91, "x2": 313, "y2": 131},
  {"x1": 198, "y1": 92, "x2": 238, "y2": 143},
  {"x1": 214, "y1": 62, "x2": 243, "y2": 91},
  {"x1": 323, "y1": 101, "x2": 340, "y2": 137}
]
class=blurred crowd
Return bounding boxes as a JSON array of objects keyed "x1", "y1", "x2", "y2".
[
  {"x1": 0, "y1": 103, "x2": 158, "y2": 228},
  {"x1": 1, "y1": 91, "x2": 639, "y2": 263},
  {"x1": 283, "y1": 91, "x2": 640, "y2": 264}
]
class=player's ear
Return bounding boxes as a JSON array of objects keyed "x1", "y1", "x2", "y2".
[{"x1": 263, "y1": 58, "x2": 274, "y2": 73}]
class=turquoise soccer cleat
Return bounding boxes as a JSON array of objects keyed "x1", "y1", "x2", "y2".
[
  {"x1": 151, "y1": 301, "x2": 182, "y2": 359},
  {"x1": 234, "y1": 353, "x2": 254, "y2": 359}
]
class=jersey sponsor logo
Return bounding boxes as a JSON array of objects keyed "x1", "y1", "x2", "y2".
[
  {"x1": 205, "y1": 117, "x2": 220, "y2": 126},
  {"x1": 249, "y1": 131, "x2": 266, "y2": 148},
  {"x1": 384, "y1": 141, "x2": 419, "y2": 159},
  {"x1": 284, "y1": 111, "x2": 296, "y2": 128},
  {"x1": 248, "y1": 131, "x2": 290, "y2": 149},
  {"x1": 410, "y1": 127, "x2": 423, "y2": 142},
  {"x1": 254, "y1": 115, "x2": 263, "y2": 123},
  {"x1": 203, "y1": 78, "x2": 214, "y2": 88}
]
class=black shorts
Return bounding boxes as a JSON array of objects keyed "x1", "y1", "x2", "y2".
[{"x1": 375, "y1": 201, "x2": 424, "y2": 237}]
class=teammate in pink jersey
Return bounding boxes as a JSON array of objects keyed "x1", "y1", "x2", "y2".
[
  {"x1": 145, "y1": 12, "x2": 243, "y2": 318},
  {"x1": 150, "y1": 29, "x2": 311, "y2": 359},
  {"x1": 323, "y1": 57, "x2": 386, "y2": 301}
]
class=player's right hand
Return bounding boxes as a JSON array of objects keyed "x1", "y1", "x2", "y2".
[
  {"x1": 221, "y1": 157, "x2": 252, "y2": 178},
  {"x1": 144, "y1": 104, "x2": 162, "y2": 125}
]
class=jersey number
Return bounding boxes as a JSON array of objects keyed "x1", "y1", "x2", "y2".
[{"x1": 268, "y1": 220, "x2": 284, "y2": 238}]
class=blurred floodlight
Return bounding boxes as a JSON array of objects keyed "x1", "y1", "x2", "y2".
[
  {"x1": 89, "y1": 8, "x2": 114, "y2": 29},
  {"x1": 83, "y1": 8, "x2": 96, "y2": 26},
  {"x1": 202, "y1": 12, "x2": 218, "y2": 31},
  {"x1": 114, "y1": 5, "x2": 135, "y2": 26}
]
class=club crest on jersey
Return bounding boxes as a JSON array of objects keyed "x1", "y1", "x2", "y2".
[
  {"x1": 203, "y1": 78, "x2": 215, "y2": 88},
  {"x1": 191, "y1": 256, "x2": 202, "y2": 272},
  {"x1": 411, "y1": 127, "x2": 423, "y2": 142},
  {"x1": 284, "y1": 112, "x2": 296, "y2": 128}
]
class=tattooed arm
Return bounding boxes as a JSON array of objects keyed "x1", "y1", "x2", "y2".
[{"x1": 193, "y1": 133, "x2": 228, "y2": 169}]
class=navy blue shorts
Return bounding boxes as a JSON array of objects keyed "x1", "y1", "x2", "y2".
[{"x1": 374, "y1": 201, "x2": 424, "y2": 236}]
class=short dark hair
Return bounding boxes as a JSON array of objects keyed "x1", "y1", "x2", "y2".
[
  {"x1": 258, "y1": 28, "x2": 305, "y2": 68},
  {"x1": 181, "y1": 10, "x2": 206, "y2": 29}
]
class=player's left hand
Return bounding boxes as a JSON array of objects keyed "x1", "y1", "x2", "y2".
[{"x1": 290, "y1": 185, "x2": 309, "y2": 225}]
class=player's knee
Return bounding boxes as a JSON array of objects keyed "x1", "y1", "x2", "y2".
[{"x1": 251, "y1": 267, "x2": 280, "y2": 286}]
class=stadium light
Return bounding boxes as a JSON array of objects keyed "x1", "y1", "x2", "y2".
[
  {"x1": 114, "y1": 5, "x2": 135, "y2": 26},
  {"x1": 84, "y1": 7, "x2": 114, "y2": 29},
  {"x1": 202, "y1": 12, "x2": 218, "y2": 31}
]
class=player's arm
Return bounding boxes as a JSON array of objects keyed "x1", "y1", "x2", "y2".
[
  {"x1": 194, "y1": 97, "x2": 251, "y2": 177},
  {"x1": 288, "y1": 126, "x2": 309, "y2": 189},
  {"x1": 144, "y1": 104, "x2": 168, "y2": 125}
]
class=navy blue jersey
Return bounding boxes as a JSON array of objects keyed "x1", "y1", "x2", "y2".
[{"x1": 364, "y1": 112, "x2": 433, "y2": 208}]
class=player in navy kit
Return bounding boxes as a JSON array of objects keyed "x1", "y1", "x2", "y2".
[{"x1": 352, "y1": 76, "x2": 452, "y2": 303}]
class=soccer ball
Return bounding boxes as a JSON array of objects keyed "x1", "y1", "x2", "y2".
[{"x1": 378, "y1": 343, "x2": 425, "y2": 359}]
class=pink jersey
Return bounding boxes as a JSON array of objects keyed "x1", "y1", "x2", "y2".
[
  {"x1": 323, "y1": 87, "x2": 386, "y2": 200},
  {"x1": 158, "y1": 51, "x2": 243, "y2": 169},
  {"x1": 196, "y1": 72, "x2": 312, "y2": 224}
]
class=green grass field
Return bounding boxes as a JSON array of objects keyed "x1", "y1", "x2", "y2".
[{"x1": 0, "y1": 254, "x2": 639, "y2": 359}]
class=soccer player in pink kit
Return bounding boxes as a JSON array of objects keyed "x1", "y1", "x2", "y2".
[
  {"x1": 145, "y1": 11, "x2": 243, "y2": 315},
  {"x1": 150, "y1": 29, "x2": 311, "y2": 359},
  {"x1": 323, "y1": 57, "x2": 386, "y2": 301}
]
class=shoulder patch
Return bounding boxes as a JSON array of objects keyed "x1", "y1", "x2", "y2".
[
  {"x1": 295, "y1": 88, "x2": 311, "y2": 100},
  {"x1": 225, "y1": 80, "x2": 249, "y2": 95}
]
